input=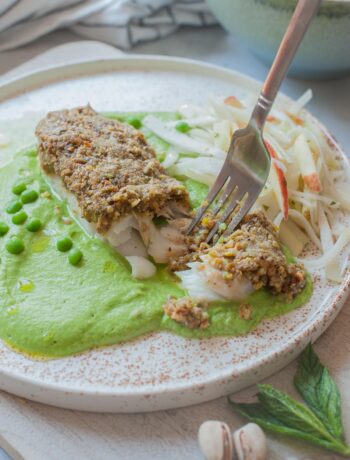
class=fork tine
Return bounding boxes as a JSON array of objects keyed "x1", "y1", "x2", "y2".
[
  {"x1": 206, "y1": 190, "x2": 246, "y2": 243},
  {"x1": 210, "y1": 178, "x2": 237, "y2": 217},
  {"x1": 223, "y1": 193, "x2": 257, "y2": 237},
  {"x1": 186, "y1": 169, "x2": 229, "y2": 234}
]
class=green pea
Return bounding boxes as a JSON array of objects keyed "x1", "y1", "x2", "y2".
[
  {"x1": 128, "y1": 117, "x2": 142, "y2": 129},
  {"x1": 12, "y1": 211, "x2": 28, "y2": 225},
  {"x1": 175, "y1": 121, "x2": 191, "y2": 133},
  {"x1": 6, "y1": 200, "x2": 23, "y2": 214},
  {"x1": 21, "y1": 189, "x2": 39, "y2": 204},
  {"x1": 12, "y1": 182, "x2": 27, "y2": 195},
  {"x1": 6, "y1": 237, "x2": 24, "y2": 255},
  {"x1": 68, "y1": 248, "x2": 83, "y2": 266},
  {"x1": 0, "y1": 222, "x2": 9, "y2": 236},
  {"x1": 57, "y1": 237, "x2": 73, "y2": 252},
  {"x1": 26, "y1": 218, "x2": 42, "y2": 232}
]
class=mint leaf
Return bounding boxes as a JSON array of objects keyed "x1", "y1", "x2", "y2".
[
  {"x1": 257, "y1": 384, "x2": 334, "y2": 442},
  {"x1": 229, "y1": 400, "x2": 350, "y2": 456},
  {"x1": 294, "y1": 343, "x2": 344, "y2": 439}
]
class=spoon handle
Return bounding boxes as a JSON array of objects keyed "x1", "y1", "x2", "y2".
[{"x1": 251, "y1": 0, "x2": 321, "y2": 128}]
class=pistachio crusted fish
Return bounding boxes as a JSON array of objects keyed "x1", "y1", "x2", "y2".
[
  {"x1": 169, "y1": 212, "x2": 307, "y2": 328},
  {"x1": 204, "y1": 212, "x2": 306, "y2": 298},
  {"x1": 36, "y1": 106, "x2": 189, "y2": 233}
]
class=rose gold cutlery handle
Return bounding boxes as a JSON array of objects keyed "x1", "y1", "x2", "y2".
[{"x1": 252, "y1": 0, "x2": 321, "y2": 129}]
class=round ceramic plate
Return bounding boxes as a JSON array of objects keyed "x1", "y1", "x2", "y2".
[{"x1": 0, "y1": 56, "x2": 349, "y2": 413}]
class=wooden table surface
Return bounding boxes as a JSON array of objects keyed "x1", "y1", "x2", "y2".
[{"x1": 0, "y1": 29, "x2": 349, "y2": 460}]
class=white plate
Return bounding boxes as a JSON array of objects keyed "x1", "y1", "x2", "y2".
[{"x1": 0, "y1": 56, "x2": 349, "y2": 413}]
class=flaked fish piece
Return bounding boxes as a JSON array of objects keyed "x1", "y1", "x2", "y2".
[
  {"x1": 177, "y1": 261, "x2": 254, "y2": 303},
  {"x1": 36, "y1": 106, "x2": 190, "y2": 233},
  {"x1": 136, "y1": 214, "x2": 190, "y2": 264}
]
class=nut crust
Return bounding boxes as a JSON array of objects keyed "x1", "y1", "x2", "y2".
[
  {"x1": 163, "y1": 297, "x2": 209, "y2": 329},
  {"x1": 36, "y1": 106, "x2": 189, "y2": 232}
]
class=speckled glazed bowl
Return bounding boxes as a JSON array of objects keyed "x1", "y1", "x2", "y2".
[{"x1": 207, "y1": 0, "x2": 350, "y2": 79}]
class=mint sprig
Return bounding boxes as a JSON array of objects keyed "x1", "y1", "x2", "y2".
[
  {"x1": 229, "y1": 344, "x2": 350, "y2": 456},
  {"x1": 294, "y1": 343, "x2": 344, "y2": 439}
]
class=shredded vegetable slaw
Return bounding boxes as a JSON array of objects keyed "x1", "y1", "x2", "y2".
[{"x1": 143, "y1": 90, "x2": 350, "y2": 282}]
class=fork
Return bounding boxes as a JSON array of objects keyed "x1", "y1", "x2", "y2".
[{"x1": 187, "y1": 0, "x2": 321, "y2": 243}]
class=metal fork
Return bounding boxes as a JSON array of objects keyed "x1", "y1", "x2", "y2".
[{"x1": 187, "y1": 0, "x2": 321, "y2": 243}]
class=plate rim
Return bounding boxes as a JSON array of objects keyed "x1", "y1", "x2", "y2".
[{"x1": 0, "y1": 54, "x2": 349, "y2": 406}]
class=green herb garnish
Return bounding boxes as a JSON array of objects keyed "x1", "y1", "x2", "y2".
[{"x1": 229, "y1": 344, "x2": 350, "y2": 456}]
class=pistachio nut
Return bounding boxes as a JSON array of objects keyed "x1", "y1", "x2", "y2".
[
  {"x1": 198, "y1": 420, "x2": 233, "y2": 460},
  {"x1": 233, "y1": 423, "x2": 267, "y2": 460}
]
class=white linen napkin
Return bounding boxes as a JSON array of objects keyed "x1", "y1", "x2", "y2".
[{"x1": 0, "y1": 0, "x2": 216, "y2": 52}]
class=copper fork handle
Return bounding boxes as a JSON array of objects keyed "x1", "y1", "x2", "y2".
[{"x1": 251, "y1": 0, "x2": 321, "y2": 129}]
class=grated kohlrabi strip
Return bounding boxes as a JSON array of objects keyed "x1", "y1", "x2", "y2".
[
  {"x1": 301, "y1": 229, "x2": 350, "y2": 270},
  {"x1": 289, "y1": 89, "x2": 313, "y2": 115}
]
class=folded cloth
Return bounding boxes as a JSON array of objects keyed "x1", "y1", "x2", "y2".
[{"x1": 0, "y1": 0, "x2": 217, "y2": 52}]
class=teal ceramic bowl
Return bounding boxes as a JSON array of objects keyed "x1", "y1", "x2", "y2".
[{"x1": 206, "y1": 0, "x2": 350, "y2": 79}]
